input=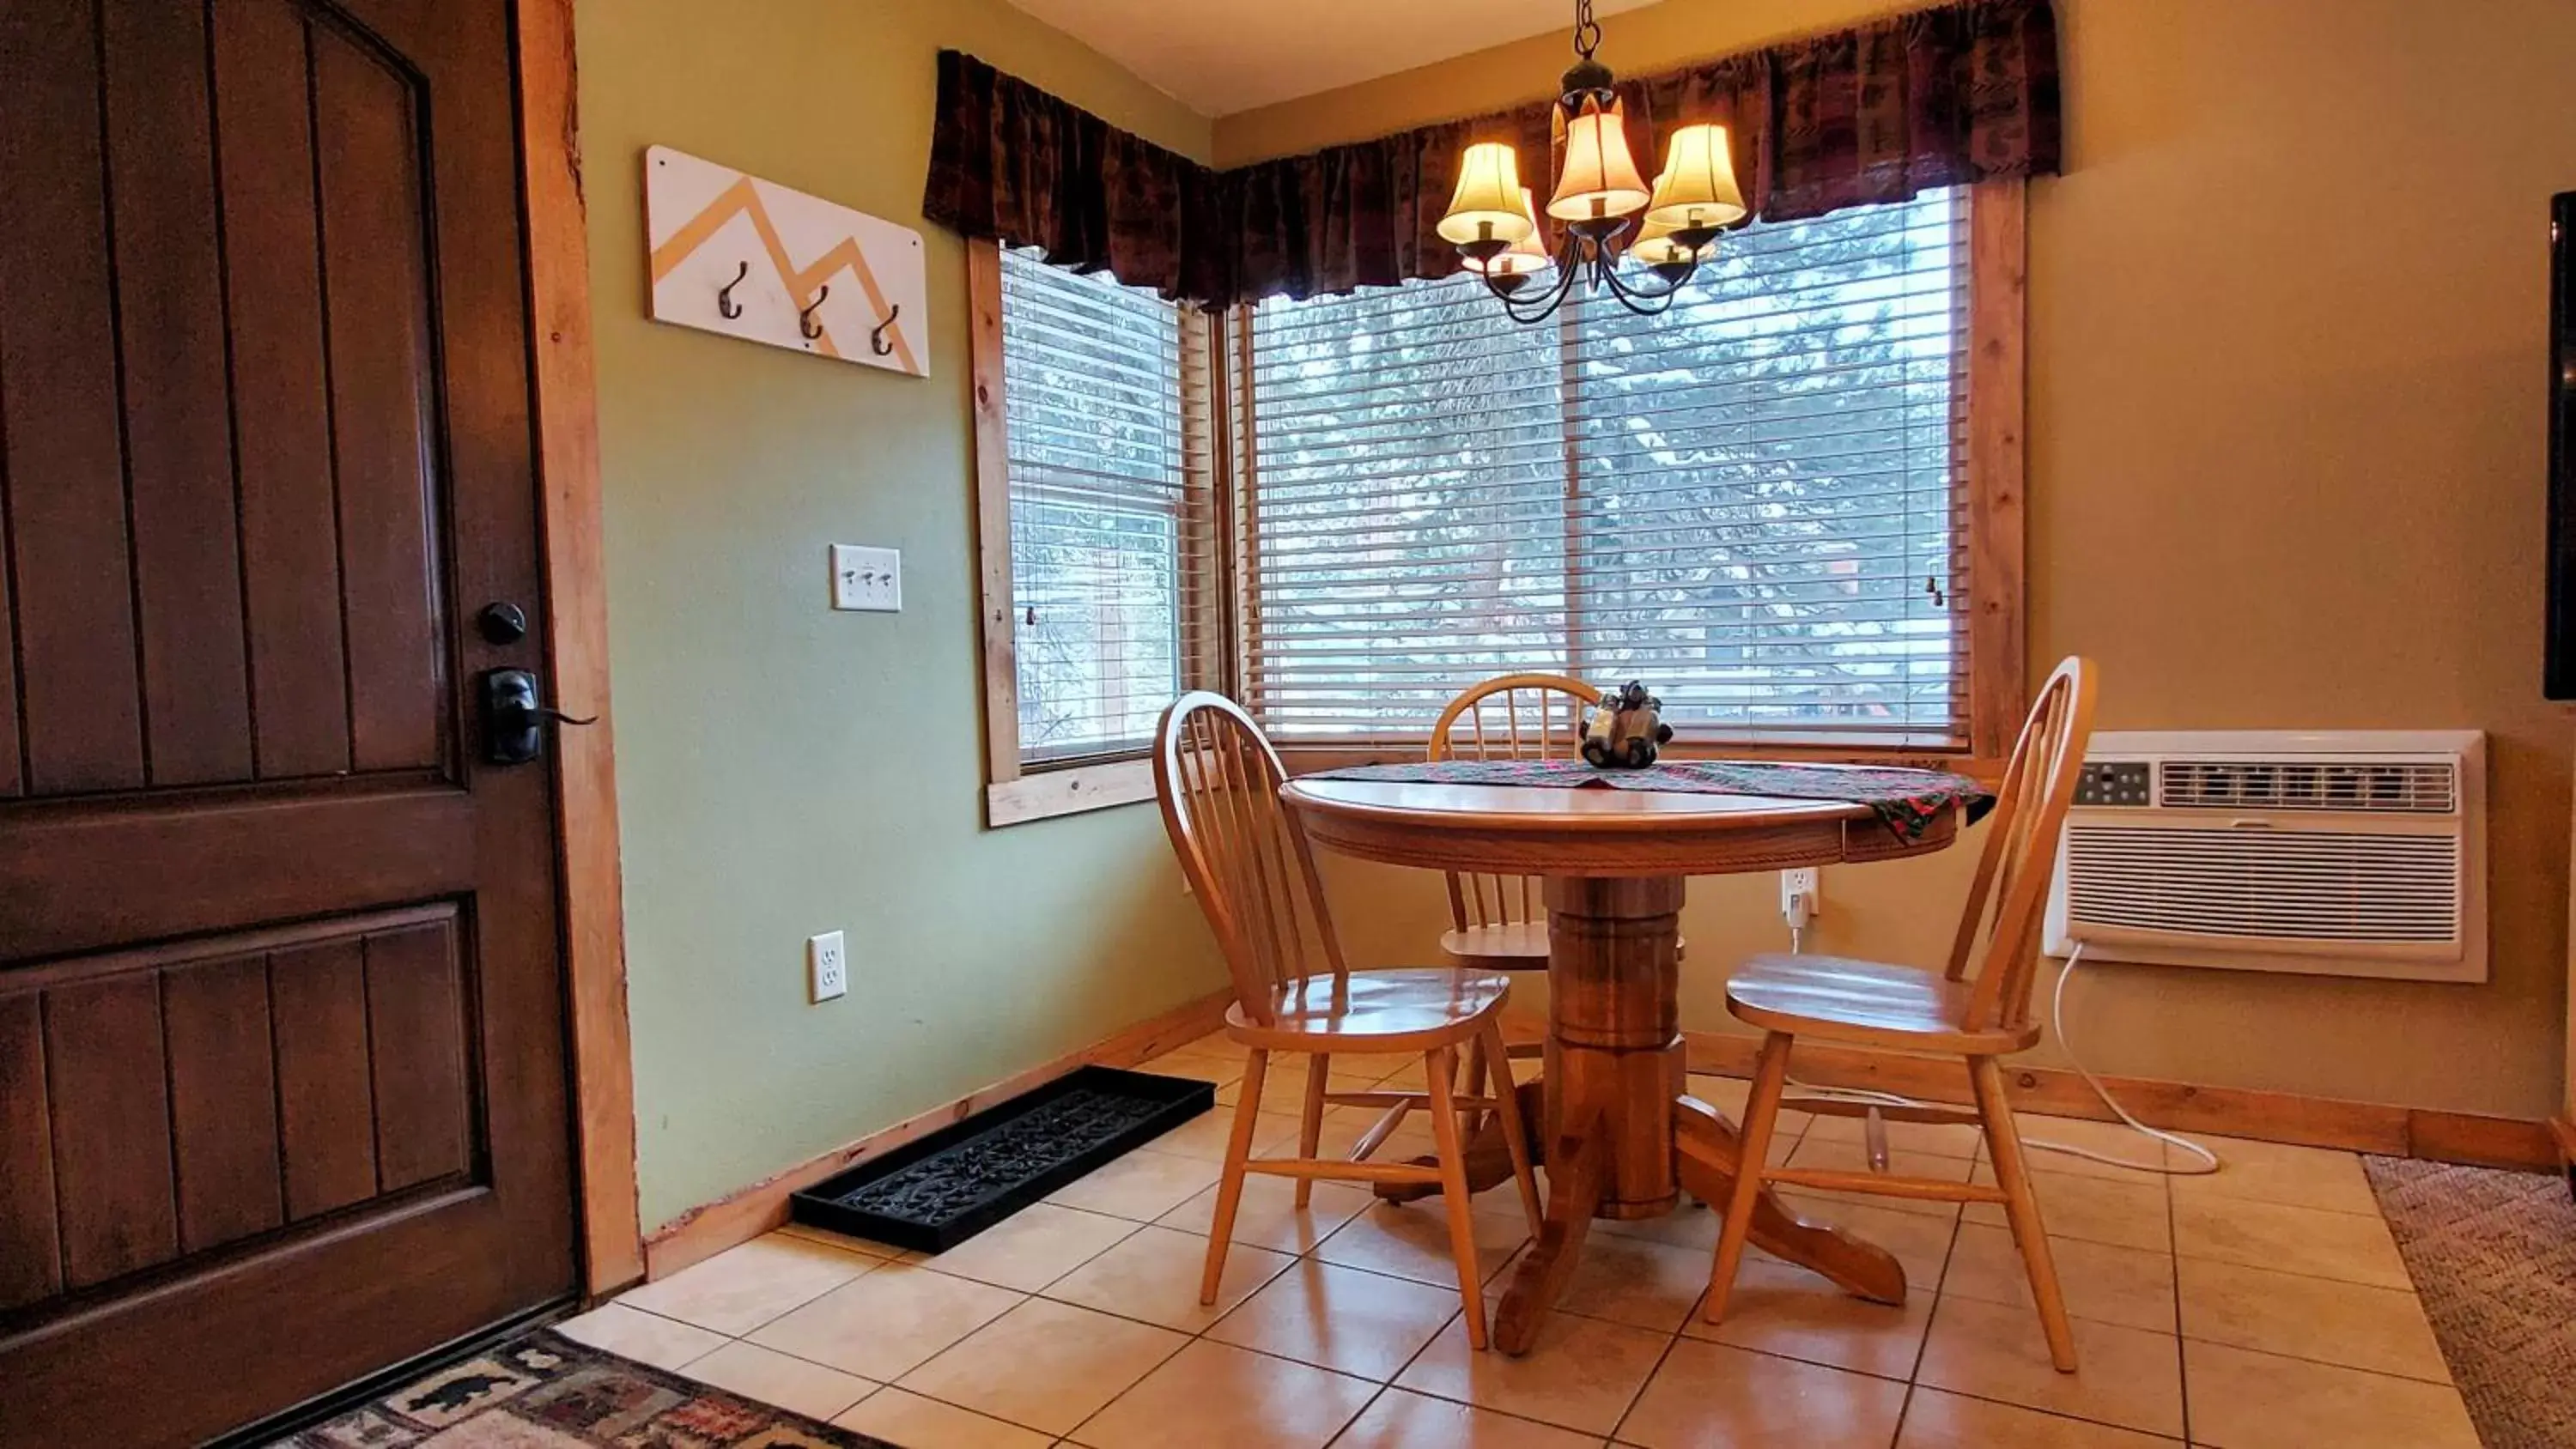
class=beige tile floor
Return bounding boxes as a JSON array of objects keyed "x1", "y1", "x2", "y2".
[{"x1": 562, "y1": 1034, "x2": 2478, "y2": 1449}]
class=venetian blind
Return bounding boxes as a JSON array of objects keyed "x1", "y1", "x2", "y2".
[
  {"x1": 999, "y1": 246, "x2": 1216, "y2": 766},
  {"x1": 1242, "y1": 187, "x2": 1971, "y2": 743}
]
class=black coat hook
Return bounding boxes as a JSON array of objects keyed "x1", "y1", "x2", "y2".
[
  {"x1": 799, "y1": 284, "x2": 830, "y2": 340},
  {"x1": 869, "y1": 303, "x2": 901, "y2": 357},
  {"x1": 715, "y1": 260, "x2": 749, "y2": 319}
]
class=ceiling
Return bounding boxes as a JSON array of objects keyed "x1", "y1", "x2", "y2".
[{"x1": 1004, "y1": 0, "x2": 1662, "y2": 118}]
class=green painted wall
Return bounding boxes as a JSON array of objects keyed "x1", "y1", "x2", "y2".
[{"x1": 576, "y1": 0, "x2": 1225, "y2": 1230}]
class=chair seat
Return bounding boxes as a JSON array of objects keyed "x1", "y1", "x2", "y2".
[
  {"x1": 1439, "y1": 922, "x2": 1686, "y2": 971},
  {"x1": 1438, "y1": 922, "x2": 1549, "y2": 970},
  {"x1": 1724, "y1": 953, "x2": 2040, "y2": 1055},
  {"x1": 1226, "y1": 968, "x2": 1511, "y2": 1052}
]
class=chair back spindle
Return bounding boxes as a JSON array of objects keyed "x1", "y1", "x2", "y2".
[
  {"x1": 1155, "y1": 692, "x2": 1349, "y2": 1025},
  {"x1": 1945, "y1": 658, "x2": 2097, "y2": 1033},
  {"x1": 1426, "y1": 675, "x2": 1602, "y2": 939}
]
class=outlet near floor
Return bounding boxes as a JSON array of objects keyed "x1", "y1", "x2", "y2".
[{"x1": 807, "y1": 931, "x2": 848, "y2": 1002}]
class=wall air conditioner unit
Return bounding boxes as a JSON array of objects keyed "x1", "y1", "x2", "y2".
[{"x1": 2043, "y1": 731, "x2": 2485, "y2": 982}]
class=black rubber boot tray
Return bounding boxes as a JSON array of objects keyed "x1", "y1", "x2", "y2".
[{"x1": 789, "y1": 1064, "x2": 1215, "y2": 1252}]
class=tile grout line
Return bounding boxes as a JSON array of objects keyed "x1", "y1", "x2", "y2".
[
  {"x1": 1886, "y1": 1181, "x2": 1974, "y2": 1447},
  {"x1": 629, "y1": 1051, "x2": 2445, "y2": 1446},
  {"x1": 2166, "y1": 1161, "x2": 2193, "y2": 1448}
]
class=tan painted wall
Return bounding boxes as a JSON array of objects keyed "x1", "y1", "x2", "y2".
[
  {"x1": 576, "y1": 0, "x2": 1226, "y2": 1228},
  {"x1": 1224, "y1": 0, "x2": 2576, "y2": 1118}
]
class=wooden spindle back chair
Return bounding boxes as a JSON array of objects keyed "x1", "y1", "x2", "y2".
[
  {"x1": 1152, "y1": 693, "x2": 1542, "y2": 1347},
  {"x1": 1425, "y1": 674, "x2": 1599, "y2": 972},
  {"x1": 1942, "y1": 659, "x2": 2094, "y2": 1036},
  {"x1": 1701, "y1": 658, "x2": 2098, "y2": 1373},
  {"x1": 1156, "y1": 690, "x2": 1346, "y2": 1022}
]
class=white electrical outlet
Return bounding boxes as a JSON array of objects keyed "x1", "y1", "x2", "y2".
[
  {"x1": 829, "y1": 544, "x2": 902, "y2": 612},
  {"x1": 1780, "y1": 867, "x2": 1820, "y2": 920},
  {"x1": 807, "y1": 931, "x2": 848, "y2": 1003}
]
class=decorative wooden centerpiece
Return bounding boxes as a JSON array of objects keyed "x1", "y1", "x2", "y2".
[{"x1": 1577, "y1": 680, "x2": 1674, "y2": 768}]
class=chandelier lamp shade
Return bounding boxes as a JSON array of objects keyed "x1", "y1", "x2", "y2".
[
  {"x1": 1461, "y1": 187, "x2": 1553, "y2": 281},
  {"x1": 1439, "y1": 0, "x2": 1748, "y2": 322}
]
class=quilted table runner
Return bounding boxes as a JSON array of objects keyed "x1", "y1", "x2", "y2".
[{"x1": 1306, "y1": 758, "x2": 1994, "y2": 844}]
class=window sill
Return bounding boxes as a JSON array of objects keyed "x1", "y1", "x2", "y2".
[{"x1": 985, "y1": 757, "x2": 1157, "y2": 827}]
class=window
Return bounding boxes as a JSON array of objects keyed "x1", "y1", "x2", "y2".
[
  {"x1": 970, "y1": 180, "x2": 2026, "y2": 822},
  {"x1": 1239, "y1": 185, "x2": 2008, "y2": 754},
  {"x1": 973, "y1": 245, "x2": 1219, "y2": 824}
]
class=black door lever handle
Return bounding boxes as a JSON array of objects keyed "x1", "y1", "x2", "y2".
[{"x1": 480, "y1": 668, "x2": 595, "y2": 764}]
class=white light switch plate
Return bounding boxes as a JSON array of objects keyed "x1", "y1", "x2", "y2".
[
  {"x1": 808, "y1": 931, "x2": 848, "y2": 1002},
  {"x1": 830, "y1": 544, "x2": 902, "y2": 612}
]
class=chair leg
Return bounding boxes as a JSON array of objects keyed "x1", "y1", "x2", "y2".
[
  {"x1": 1459, "y1": 1034, "x2": 1489, "y2": 1141},
  {"x1": 1971, "y1": 1055, "x2": 2077, "y2": 1372},
  {"x1": 1201, "y1": 1047, "x2": 1269, "y2": 1306},
  {"x1": 1423, "y1": 1044, "x2": 1489, "y2": 1350},
  {"x1": 1480, "y1": 1022, "x2": 1543, "y2": 1238},
  {"x1": 1296, "y1": 1052, "x2": 1330, "y2": 1208},
  {"x1": 1704, "y1": 1030, "x2": 1794, "y2": 1325}
]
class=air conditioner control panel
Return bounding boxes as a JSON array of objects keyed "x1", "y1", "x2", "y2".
[{"x1": 2074, "y1": 761, "x2": 2151, "y2": 807}]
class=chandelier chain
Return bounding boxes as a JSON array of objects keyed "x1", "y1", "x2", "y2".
[{"x1": 1571, "y1": 0, "x2": 1601, "y2": 60}]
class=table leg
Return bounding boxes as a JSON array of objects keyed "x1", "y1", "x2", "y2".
[
  {"x1": 1674, "y1": 1094, "x2": 1908, "y2": 1306},
  {"x1": 1381, "y1": 874, "x2": 1908, "y2": 1349},
  {"x1": 1490, "y1": 1106, "x2": 1604, "y2": 1355},
  {"x1": 1540, "y1": 876, "x2": 1686, "y2": 1217},
  {"x1": 1369, "y1": 1079, "x2": 1540, "y2": 1205},
  {"x1": 1487, "y1": 876, "x2": 1686, "y2": 1352}
]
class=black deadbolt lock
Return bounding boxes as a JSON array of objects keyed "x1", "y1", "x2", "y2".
[
  {"x1": 479, "y1": 667, "x2": 594, "y2": 765},
  {"x1": 478, "y1": 601, "x2": 531, "y2": 645}
]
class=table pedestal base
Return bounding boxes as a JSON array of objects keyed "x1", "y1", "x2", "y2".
[{"x1": 1379, "y1": 875, "x2": 1908, "y2": 1355}]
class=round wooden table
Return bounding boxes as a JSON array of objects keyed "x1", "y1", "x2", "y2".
[{"x1": 1280, "y1": 775, "x2": 1962, "y2": 1355}]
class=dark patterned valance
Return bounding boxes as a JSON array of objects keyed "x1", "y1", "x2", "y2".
[{"x1": 922, "y1": 0, "x2": 2057, "y2": 309}]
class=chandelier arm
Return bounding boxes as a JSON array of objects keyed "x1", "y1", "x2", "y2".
[
  {"x1": 1589, "y1": 252, "x2": 1695, "y2": 314},
  {"x1": 1491, "y1": 249, "x2": 1583, "y2": 325}
]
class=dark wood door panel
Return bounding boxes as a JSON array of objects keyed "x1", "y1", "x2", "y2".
[
  {"x1": 0, "y1": 0, "x2": 577, "y2": 1438},
  {"x1": 216, "y1": 0, "x2": 356, "y2": 782},
  {"x1": 367, "y1": 919, "x2": 476, "y2": 1191},
  {"x1": 45, "y1": 976, "x2": 181, "y2": 1289},
  {"x1": 313, "y1": 18, "x2": 448, "y2": 775},
  {"x1": 272, "y1": 937, "x2": 387, "y2": 1221},
  {"x1": 0, "y1": 0, "x2": 146, "y2": 795},
  {"x1": 0, "y1": 0, "x2": 456, "y2": 799},
  {"x1": 101, "y1": 0, "x2": 256, "y2": 787},
  {"x1": 0, "y1": 906, "x2": 482, "y2": 1326},
  {"x1": 164, "y1": 956, "x2": 290, "y2": 1252},
  {"x1": 5, "y1": 1183, "x2": 529, "y2": 1447},
  {"x1": 0, "y1": 997, "x2": 63, "y2": 1312},
  {"x1": 0, "y1": 788, "x2": 473, "y2": 962}
]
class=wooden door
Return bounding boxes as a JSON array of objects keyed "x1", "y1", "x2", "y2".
[{"x1": 0, "y1": 1, "x2": 578, "y2": 1441}]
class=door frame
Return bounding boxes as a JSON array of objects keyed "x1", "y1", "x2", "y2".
[{"x1": 515, "y1": 0, "x2": 643, "y2": 1298}]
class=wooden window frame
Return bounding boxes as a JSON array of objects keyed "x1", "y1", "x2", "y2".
[
  {"x1": 968, "y1": 180, "x2": 2024, "y2": 821},
  {"x1": 969, "y1": 239, "x2": 1231, "y2": 825},
  {"x1": 1232, "y1": 179, "x2": 2030, "y2": 785}
]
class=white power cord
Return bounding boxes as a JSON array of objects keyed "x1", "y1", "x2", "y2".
[{"x1": 1780, "y1": 926, "x2": 2220, "y2": 1177}]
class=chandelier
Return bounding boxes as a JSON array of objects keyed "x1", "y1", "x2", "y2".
[{"x1": 1436, "y1": 0, "x2": 1747, "y2": 323}]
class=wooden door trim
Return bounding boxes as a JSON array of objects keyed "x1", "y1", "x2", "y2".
[{"x1": 515, "y1": 0, "x2": 642, "y2": 1299}]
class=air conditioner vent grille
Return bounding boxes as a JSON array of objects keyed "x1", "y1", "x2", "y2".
[
  {"x1": 2156, "y1": 761, "x2": 2456, "y2": 814},
  {"x1": 2063, "y1": 826, "x2": 2460, "y2": 945}
]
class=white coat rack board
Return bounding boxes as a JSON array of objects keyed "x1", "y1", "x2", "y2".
[{"x1": 644, "y1": 145, "x2": 930, "y2": 377}]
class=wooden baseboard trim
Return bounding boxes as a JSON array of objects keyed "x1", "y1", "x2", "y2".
[
  {"x1": 2551, "y1": 1116, "x2": 2576, "y2": 1172},
  {"x1": 1683, "y1": 1031, "x2": 2560, "y2": 1173},
  {"x1": 643, "y1": 990, "x2": 1234, "y2": 1280}
]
